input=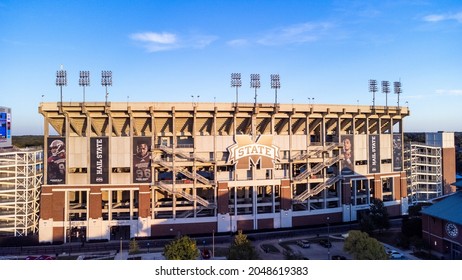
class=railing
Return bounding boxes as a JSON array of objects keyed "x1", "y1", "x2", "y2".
[
  {"x1": 293, "y1": 175, "x2": 343, "y2": 203},
  {"x1": 156, "y1": 182, "x2": 214, "y2": 208}
]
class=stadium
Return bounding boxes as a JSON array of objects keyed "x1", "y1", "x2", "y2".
[{"x1": 38, "y1": 100, "x2": 410, "y2": 243}]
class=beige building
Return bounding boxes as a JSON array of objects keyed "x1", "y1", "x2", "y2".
[
  {"x1": 0, "y1": 147, "x2": 43, "y2": 237},
  {"x1": 38, "y1": 101, "x2": 410, "y2": 243}
]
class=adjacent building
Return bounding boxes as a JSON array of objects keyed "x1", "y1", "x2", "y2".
[
  {"x1": 405, "y1": 132, "x2": 456, "y2": 204},
  {"x1": 38, "y1": 101, "x2": 410, "y2": 243},
  {"x1": 0, "y1": 107, "x2": 43, "y2": 237}
]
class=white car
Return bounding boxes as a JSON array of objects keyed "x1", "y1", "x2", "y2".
[
  {"x1": 296, "y1": 239, "x2": 311, "y2": 248},
  {"x1": 387, "y1": 250, "x2": 404, "y2": 259}
]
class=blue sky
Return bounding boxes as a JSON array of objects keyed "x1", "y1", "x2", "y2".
[{"x1": 1, "y1": 0, "x2": 461, "y2": 135}]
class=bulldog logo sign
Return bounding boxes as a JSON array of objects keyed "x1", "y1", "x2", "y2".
[{"x1": 227, "y1": 135, "x2": 279, "y2": 169}]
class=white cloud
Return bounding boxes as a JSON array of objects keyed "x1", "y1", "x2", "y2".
[
  {"x1": 226, "y1": 39, "x2": 249, "y2": 47},
  {"x1": 423, "y1": 12, "x2": 462, "y2": 23},
  {"x1": 130, "y1": 31, "x2": 216, "y2": 52},
  {"x1": 130, "y1": 32, "x2": 177, "y2": 44},
  {"x1": 436, "y1": 89, "x2": 462, "y2": 96},
  {"x1": 256, "y1": 22, "x2": 333, "y2": 46},
  {"x1": 130, "y1": 32, "x2": 179, "y2": 52}
]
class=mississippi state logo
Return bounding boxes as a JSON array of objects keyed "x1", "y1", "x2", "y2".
[{"x1": 227, "y1": 135, "x2": 279, "y2": 169}]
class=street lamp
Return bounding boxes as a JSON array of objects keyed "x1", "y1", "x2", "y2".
[
  {"x1": 231, "y1": 73, "x2": 242, "y2": 105},
  {"x1": 250, "y1": 74, "x2": 260, "y2": 107},
  {"x1": 327, "y1": 216, "x2": 331, "y2": 260},
  {"x1": 101, "y1": 70, "x2": 112, "y2": 106},
  {"x1": 79, "y1": 71, "x2": 90, "y2": 103},
  {"x1": 212, "y1": 229, "x2": 215, "y2": 259},
  {"x1": 271, "y1": 74, "x2": 280, "y2": 105},
  {"x1": 120, "y1": 237, "x2": 123, "y2": 260}
]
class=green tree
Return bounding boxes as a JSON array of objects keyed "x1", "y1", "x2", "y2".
[
  {"x1": 369, "y1": 198, "x2": 390, "y2": 233},
  {"x1": 344, "y1": 230, "x2": 388, "y2": 260},
  {"x1": 227, "y1": 230, "x2": 259, "y2": 260},
  {"x1": 163, "y1": 235, "x2": 199, "y2": 260},
  {"x1": 129, "y1": 239, "x2": 140, "y2": 255}
]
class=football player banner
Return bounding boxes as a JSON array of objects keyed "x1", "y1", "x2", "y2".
[
  {"x1": 393, "y1": 134, "x2": 403, "y2": 171},
  {"x1": 47, "y1": 137, "x2": 66, "y2": 185},
  {"x1": 90, "y1": 137, "x2": 109, "y2": 184},
  {"x1": 133, "y1": 137, "x2": 152, "y2": 183},
  {"x1": 340, "y1": 135, "x2": 354, "y2": 175}
]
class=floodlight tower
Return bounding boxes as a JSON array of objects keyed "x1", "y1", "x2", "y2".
[
  {"x1": 394, "y1": 81, "x2": 402, "y2": 108},
  {"x1": 79, "y1": 71, "x2": 90, "y2": 103},
  {"x1": 231, "y1": 73, "x2": 242, "y2": 105},
  {"x1": 56, "y1": 67, "x2": 67, "y2": 109},
  {"x1": 250, "y1": 74, "x2": 260, "y2": 107},
  {"x1": 101, "y1": 71, "x2": 112, "y2": 106},
  {"x1": 271, "y1": 74, "x2": 280, "y2": 105},
  {"x1": 381, "y1": 80, "x2": 390, "y2": 108},
  {"x1": 369, "y1": 79, "x2": 378, "y2": 108}
]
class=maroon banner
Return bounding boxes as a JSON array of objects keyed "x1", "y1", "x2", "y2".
[
  {"x1": 133, "y1": 137, "x2": 152, "y2": 183},
  {"x1": 47, "y1": 137, "x2": 66, "y2": 185}
]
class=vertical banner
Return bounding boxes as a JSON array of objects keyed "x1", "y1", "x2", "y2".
[
  {"x1": 90, "y1": 137, "x2": 109, "y2": 184},
  {"x1": 393, "y1": 134, "x2": 403, "y2": 171},
  {"x1": 133, "y1": 137, "x2": 152, "y2": 183},
  {"x1": 369, "y1": 135, "x2": 380, "y2": 173},
  {"x1": 341, "y1": 135, "x2": 354, "y2": 175},
  {"x1": 47, "y1": 137, "x2": 66, "y2": 185}
]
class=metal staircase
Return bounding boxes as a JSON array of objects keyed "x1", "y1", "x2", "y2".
[
  {"x1": 293, "y1": 175, "x2": 343, "y2": 203},
  {"x1": 294, "y1": 154, "x2": 342, "y2": 181},
  {"x1": 158, "y1": 145, "x2": 209, "y2": 162},
  {"x1": 292, "y1": 142, "x2": 341, "y2": 161},
  {"x1": 154, "y1": 160, "x2": 211, "y2": 185},
  {"x1": 157, "y1": 181, "x2": 214, "y2": 208}
]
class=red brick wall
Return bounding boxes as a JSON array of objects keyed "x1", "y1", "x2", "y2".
[
  {"x1": 442, "y1": 147, "x2": 456, "y2": 195},
  {"x1": 280, "y1": 179, "x2": 291, "y2": 210},
  {"x1": 217, "y1": 182, "x2": 229, "y2": 214},
  {"x1": 138, "y1": 185, "x2": 151, "y2": 218}
]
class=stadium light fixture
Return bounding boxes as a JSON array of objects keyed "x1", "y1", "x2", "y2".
[
  {"x1": 394, "y1": 81, "x2": 402, "y2": 108},
  {"x1": 101, "y1": 71, "x2": 112, "y2": 106},
  {"x1": 79, "y1": 71, "x2": 90, "y2": 103},
  {"x1": 231, "y1": 73, "x2": 242, "y2": 105},
  {"x1": 381, "y1": 80, "x2": 390, "y2": 108},
  {"x1": 369, "y1": 79, "x2": 378, "y2": 108},
  {"x1": 250, "y1": 74, "x2": 260, "y2": 107},
  {"x1": 56, "y1": 66, "x2": 67, "y2": 108},
  {"x1": 271, "y1": 74, "x2": 280, "y2": 105}
]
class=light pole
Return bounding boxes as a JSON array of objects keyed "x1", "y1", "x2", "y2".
[
  {"x1": 382, "y1": 80, "x2": 390, "y2": 108},
  {"x1": 56, "y1": 67, "x2": 67, "y2": 111},
  {"x1": 271, "y1": 74, "x2": 280, "y2": 105},
  {"x1": 120, "y1": 237, "x2": 123, "y2": 260},
  {"x1": 250, "y1": 74, "x2": 260, "y2": 107},
  {"x1": 231, "y1": 73, "x2": 242, "y2": 105},
  {"x1": 79, "y1": 71, "x2": 90, "y2": 103},
  {"x1": 212, "y1": 229, "x2": 215, "y2": 259},
  {"x1": 327, "y1": 217, "x2": 331, "y2": 260},
  {"x1": 101, "y1": 70, "x2": 112, "y2": 106},
  {"x1": 369, "y1": 79, "x2": 377, "y2": 108},
  {"x1": 394, "y1": 81, "x2": 402, "y2": 108}
]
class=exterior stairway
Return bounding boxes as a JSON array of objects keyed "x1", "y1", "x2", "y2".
[
  {"x1": 158, "y1": 145, "x2": 209, "y2": 162},
  {"x1": 294, "y1": 154, "x2": 342, "y2": 181},
  {"x1": 157, "y1": 181, "x2": 214, "y2": 209},
  {"x1": 293, "y1": 175, "x2": 343, "y2": 203}
]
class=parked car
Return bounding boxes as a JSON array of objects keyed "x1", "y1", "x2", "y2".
[
  {"x1": 387, "y1": 250, "x2": 404, "y2": 259},
  {"x1": 319, "y1": 239, "x2": 332, "y2": 248},
  {"x1": 201, "y1": 248, "x2": 211, "y2": 259},
  {"x1": 296, "y1": 239, "x2": 311, "y2": 248}
]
